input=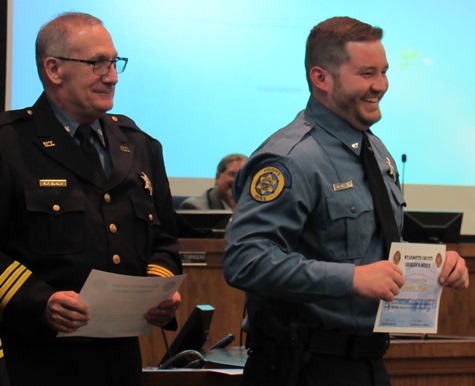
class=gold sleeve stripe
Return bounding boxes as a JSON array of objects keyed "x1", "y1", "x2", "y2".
[
  {"x1": 0, "y1": 339, "x2": 3, "y2": 359},
  {"x1": 0, "y1": 261, "x2": 21, "y2": 285},
  {"x1": 147, "y1": 264, "x2": 174, "y2": 277},
  {"x1": 0, "y1": 262, "x2": 32, "y2": 318}
]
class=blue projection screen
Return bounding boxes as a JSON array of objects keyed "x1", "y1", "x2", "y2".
[{"x1": 6, "y1": 0, "x2": 475, "y2": 233}]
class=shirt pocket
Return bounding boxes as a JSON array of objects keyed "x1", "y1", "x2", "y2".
[
  {"x1": 325, "y1": 187, "x2": 374, "y2": 262},
  {"x1": 130, "y1": 195, "x2": 160, "y2": 261},
  {"x1": 25, "y1": 189, "x2": 86, "y2": 255}
]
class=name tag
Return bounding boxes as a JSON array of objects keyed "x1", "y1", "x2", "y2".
[
  {"x1": 332, "y1": 181, "x2": 353, "y2": 191},
  {"x1": 39, "y1": 179, "x2": 67, "y2": 187}
]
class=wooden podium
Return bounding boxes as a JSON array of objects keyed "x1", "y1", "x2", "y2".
[{"x1": 140, "y1": 240, "x2": 475, "y2": 384}]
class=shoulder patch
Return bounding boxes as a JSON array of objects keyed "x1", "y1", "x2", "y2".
[{"x1": 249, "y1": 162, "x2": 292, "y2": 203}]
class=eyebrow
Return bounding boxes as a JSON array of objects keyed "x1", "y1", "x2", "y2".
[{"x1": 91, "y1": 52, "x2": 119, "y2": 60}]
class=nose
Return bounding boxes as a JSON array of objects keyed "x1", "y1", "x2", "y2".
[
  {"x1": 102, "y1": 65, "x2": 119, "y2": 84},
  {"x1": 372, "y1": 73, "x2": 388, "y2": 93}
]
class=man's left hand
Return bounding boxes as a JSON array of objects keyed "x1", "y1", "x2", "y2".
[
  {"x1": 144, "y1": 291, "x2": 181, "y2": 327},
  {"x1": 439, "y1": 251, "x2": 469, "y2": 290}
]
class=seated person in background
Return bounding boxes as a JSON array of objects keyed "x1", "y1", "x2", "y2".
[{"x1": 180, "y1": 154, "x2": 247, "y2": 211}]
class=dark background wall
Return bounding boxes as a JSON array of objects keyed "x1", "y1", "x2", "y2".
[{"x1": 1, "y1": 0, "x2": 6, "y2": 111}]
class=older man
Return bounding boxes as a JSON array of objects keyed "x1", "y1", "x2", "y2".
[{"x1": 0, "y1": 12, "x2": 181, "y2": 386}]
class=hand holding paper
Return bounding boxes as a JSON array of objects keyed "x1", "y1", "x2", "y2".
[
  {"x1": 46, "y1": 291, "x2": 89, "y2": 334},
  {"x1": 353, "y1": 260, "x2": 404, "y2": 301},
  {"x1": 58, "y1": 270, "x2": 186, "y2": 338},
  {"x1": 439, "y1": 250, "x2": 470, "y2": 289},
  {"x1": 374, "y1": 243, "x2": 445, "y2": 334},
  {"x1": 144, "y1": 290, "x2": 181, "y2": 327}
]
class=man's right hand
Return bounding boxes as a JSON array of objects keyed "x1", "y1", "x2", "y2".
[
  {"x1": 353, "y1": 260, "x2": 404, "y2": 301},
  {"x1": 45, "y1": 291, "x2": 89, "y2": 333}
]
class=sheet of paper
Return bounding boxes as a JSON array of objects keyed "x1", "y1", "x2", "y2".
[
  {"x1": 374, "y1": 242, "x2": 445, "y2": 334},
  {"x1": 58, "y1": 269, "x2": 186, "y2": 338}
]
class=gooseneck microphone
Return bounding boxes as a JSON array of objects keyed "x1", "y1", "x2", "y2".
[{"x1": 401, "y1": 154, "x2": 407, "y2": 195}]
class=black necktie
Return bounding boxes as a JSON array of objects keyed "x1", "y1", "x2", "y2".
[
  {"x1": 75, "y1": 125, "x2": 105, "y2": 178},
  {"x1": 360, "y1": 131, "x2": 400, "y2": 256}
]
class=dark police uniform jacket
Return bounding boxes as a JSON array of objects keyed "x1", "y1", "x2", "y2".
[{"x1": 0, "y1": 93, "x2": 182, "y2": 342}]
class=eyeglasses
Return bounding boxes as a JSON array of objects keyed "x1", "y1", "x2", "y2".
[{"x1": 54, "y1": 56, "x2": 128, "y2": 75}]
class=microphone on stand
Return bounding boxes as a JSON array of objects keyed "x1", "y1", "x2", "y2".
[{"x1": 401, "y1": 154, "x2": 407, "y2": 195}]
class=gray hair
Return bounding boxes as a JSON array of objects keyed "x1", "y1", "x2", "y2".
[{"x1": 35, "y1": 12, "x2": 103, "y2": 82}]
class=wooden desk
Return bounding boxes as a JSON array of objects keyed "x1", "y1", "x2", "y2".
[
  {"x1": 142, "y1": 369, "x2": 242, "y2": 386},
  {"x1": 139, "y1": 241, "x2": 475, "y2": 369},
  {"x1": 438, "y1": 244, "x2": 475, "y2": 336},
  {"x1": 385, "y1": 337, "x2": 475, "y2": 386}
]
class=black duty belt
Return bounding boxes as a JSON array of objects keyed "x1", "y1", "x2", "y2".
[
  {"x1": 305, "y1": 330, "x2": 389, "y2": 358},
  {"x1": 248, "y1": 330, "x2": 389, "y2": 359}
]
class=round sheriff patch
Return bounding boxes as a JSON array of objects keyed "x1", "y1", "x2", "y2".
[{"x1": 250, "y1": 162, "x2": 292, "y2": 202}]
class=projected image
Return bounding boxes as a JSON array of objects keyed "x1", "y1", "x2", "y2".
[{"x1": 9, "y1": 0, "x2": 475, "y2": 185}]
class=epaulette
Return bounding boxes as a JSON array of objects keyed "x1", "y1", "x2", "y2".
[
  {"x1": 0, "y1": 108, "x2": 34, "y2": 128},
  {"x1": 103, "y1": 113, "x2": 156, "y2": 141},
  {"x1": 103, "y1": 113, "x2": 141, "y2": 131}
]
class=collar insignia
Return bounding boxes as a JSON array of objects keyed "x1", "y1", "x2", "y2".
[{"x1": 42, "y1": 140, "x2": 56, "y2": 148}]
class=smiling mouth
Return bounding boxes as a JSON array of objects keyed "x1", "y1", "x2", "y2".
[
  {"x1": 95, "y1": 90, "x2": 114, "y2": 97},
  {"x1": 363, "y1": 97, "x2": 379, "y2": 103}
]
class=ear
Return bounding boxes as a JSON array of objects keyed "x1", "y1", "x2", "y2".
[
  {"x1": 308, "y1": 66, "x2": 330, "y2": 93},
  {"x1": 43, "y1": 57, "x2": 63, "y2": 85}
]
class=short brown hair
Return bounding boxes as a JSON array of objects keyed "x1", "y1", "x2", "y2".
[
  {"x1": 304, "y1": 17, "x2": 383, "y2": 89},
  {"x1": 216, "y1": 154, "x2": 247, "y2": 178}
]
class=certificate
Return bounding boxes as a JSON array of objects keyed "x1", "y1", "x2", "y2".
[
  {"x1": 58, "y1": 269, "x2": 186, "y2": 338},
  {"x1": 373, "y1": 242, "x2": 445, "y2": 334}
]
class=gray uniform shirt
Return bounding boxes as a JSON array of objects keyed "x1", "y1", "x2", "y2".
[{"x1": 223, "y1": 97, "x2": 405, "y2": 335}]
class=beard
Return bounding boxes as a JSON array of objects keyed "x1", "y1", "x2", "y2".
[{"x1": 332, "y1": 75, "x2": 383, "y2": 129}]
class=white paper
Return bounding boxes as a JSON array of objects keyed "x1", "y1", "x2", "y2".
[
  {"x1": 373, "y1": 242, "x2": 445, "y2": 334},
  {"x1": 58, "y1": 269, "x2": 186, "y2": 338}
]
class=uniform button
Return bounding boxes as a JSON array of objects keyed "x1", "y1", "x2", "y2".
[
  {"x1": 351, "y1": 206, "x2": 357, "y2": 213},
  {"x1": 104, "y1": 193, "x2": 111, "y2": 203},
  {"x1": 26, "y1": 109, "x2": 33, "y2": 116},
  {"x1": 148, "y1": 213, "x2": 154, "y2": 221},
  {"x1": 112, "y1": 254, "x2": 121, "y2": 264},
  {"x1": 52, "y1": 204, "x2": 60, "y2": 212},
  {"x1": 109, "y1": 224, "x2": 118, "y2": 233}
]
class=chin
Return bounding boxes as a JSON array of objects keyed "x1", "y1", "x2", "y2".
[
  {"x1": 96, "y1": 102, "x2": 114, "y2": 113},
  {"x1": 360, "y1": 111, "x2": 382, "y2": 127}
]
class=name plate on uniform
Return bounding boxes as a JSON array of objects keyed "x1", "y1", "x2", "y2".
[{"x1": 39, "y1": 179, "x2": 67, "y2": 187}]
